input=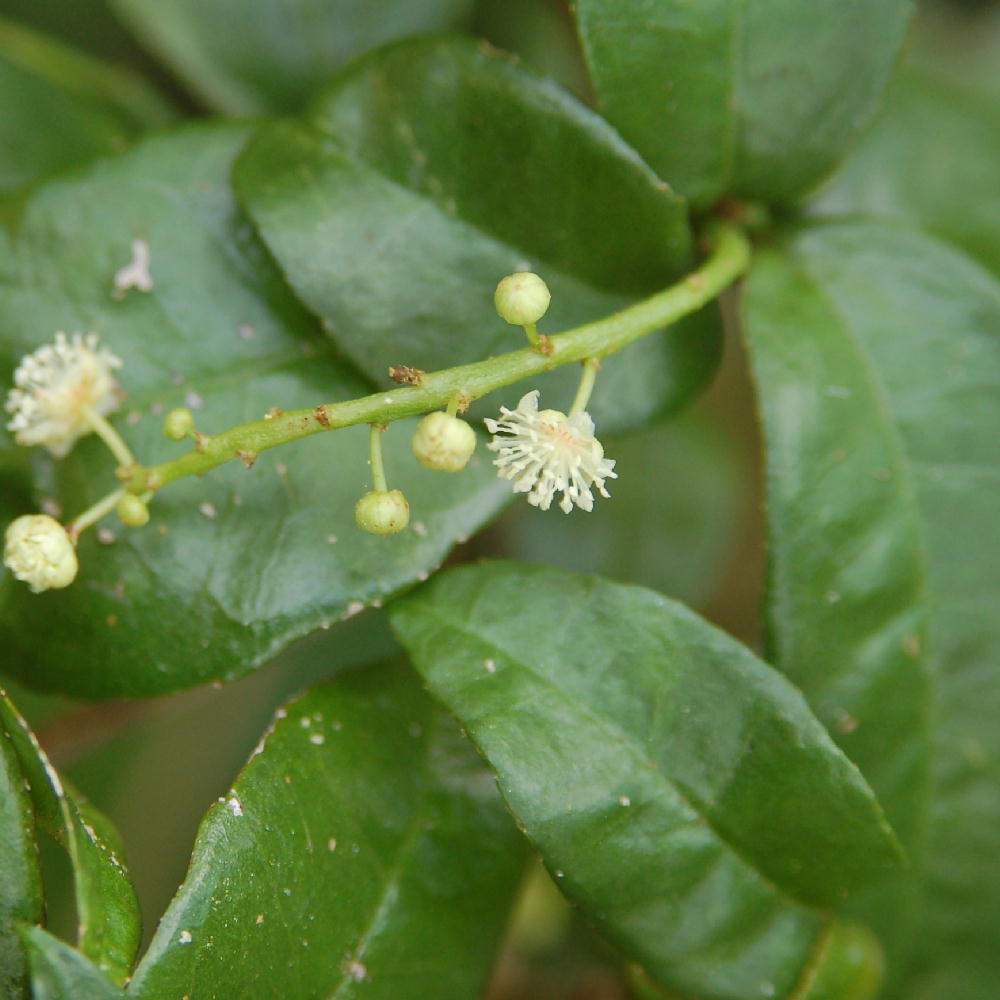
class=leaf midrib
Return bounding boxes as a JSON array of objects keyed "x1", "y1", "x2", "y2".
[{"x1": 407, "y1": 597, "x2": 810, "y2": 913}]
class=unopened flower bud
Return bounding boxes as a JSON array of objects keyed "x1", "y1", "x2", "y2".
[
  {"x1": 3, "y1": 514, "x2": 78, "y2": 592},
  {"x1": 116, "y1": 494, "x2": 150, "y2": 527},
  {"x1": 494, "y1": 272, "x2": 551, "y2": 326},
  {"x1": 355, "y1": 490, "x2": 410, "y2": 535},
  {"x1": 411, "y1": 412, "x2": 476, "y2": 472},
  {"x1": 163, "y1": 407, "x2": 195, "y2": 441}
]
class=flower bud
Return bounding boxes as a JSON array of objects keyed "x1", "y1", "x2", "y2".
[
  {"x1": 163, "y1": 407, "x2": 195, "y2": 441},
  {"x1": 494, "y1": 272, "x2": 551, "y2": 326},
  {"x1": 116, "y1": 494, "x2": 150, "y2": 528},
  {"x1": 355, "y1": 490, "x2": 410, "y2": 535},
  {"x1": 411, "y1": 412, "x2": 477, "y2": 472},
  {"x1": 3, "y1": 514, "x2": 78, "y2": 593}
]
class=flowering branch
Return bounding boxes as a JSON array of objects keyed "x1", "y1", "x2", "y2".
[
  {"x1": 145, "y1": 222, "x2": 750, "y2": 492},
  {"x1": 3, "y1": 222, "x2": 750, "y2": 589}
]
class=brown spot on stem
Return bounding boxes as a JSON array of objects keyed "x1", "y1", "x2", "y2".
[
  {"x1": 314, "y1": 404, "x2": 331, "y2": 428},
  {"x1": 388, "y1": 365, "x2": 425, "y2": 386},
  {"x1": 193, "y1": 431, "x2": 211, "y2": 453},
  {"x1": 536, "y1": 334, "x2": 554, "y2": 357},
  {"x1": 236, "y1": 449, "x2": 257, "y2": 469},
  {"x1": 265, "y1": 407, "x2": 284, "y2": 420}
]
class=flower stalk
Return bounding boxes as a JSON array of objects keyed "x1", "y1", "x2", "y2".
[
  {"x1": 568, "y1": 358, "x2": 600, "y2": 418},
  {"x1": 145, "y1": 222, "x2": 749, "y2": 492}
]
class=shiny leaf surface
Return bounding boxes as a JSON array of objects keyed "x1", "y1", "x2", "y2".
[
  {"x1": 815, "y1": 70, "x2": 1000, "y2": 278},
  {"x1": 747, "y1": 221, "x2": 1000, "y2": 999},
  {"x1": 128, "y1": 660, "x2": 525, "y2": 1000},
  {"x1": 23, "y1": 928, "x2": 125, "y2": 1000},
  {"x1": 0, "y1": 692, "x2": 42, "y2": 1000},
  {"x1": 0, "y1": 123, "x2": 509, "y2": 697},
  {"x1": 573, "y1": 0, "x2": 914, "y2": 207},
  {"x1": 0, "y1": 16, "x2": 172, "y2": 195},
  {"x1": 0, "y1": 690, "x2": 140, "y2": 984},
  {"x1": 391, "y1": 561, "x2": 903, "y2": 999},
  {"x1": 107, "y1": 0, "x2": 475, "y2": 113}
]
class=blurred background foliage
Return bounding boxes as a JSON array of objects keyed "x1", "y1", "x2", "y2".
[{"x1": 0, "y1": 0, "x2": 997, "y2": 996}]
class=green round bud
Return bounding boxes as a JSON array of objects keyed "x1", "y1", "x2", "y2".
[
  {"x1": 355, "y1": 490, "x2": 410, "y2": 536},
  {"x1": 116, "y1": 494, "x2": 150, "y2": 528},
  {"x1": 163, "y1": 407, "x2": 195, "y2": 441},
  {"x1": 411, "y1": 412, "x2": 477, "y2": 472},
  {"x1": 494, "y1": 272, "x2": 551, "y2": 326}
]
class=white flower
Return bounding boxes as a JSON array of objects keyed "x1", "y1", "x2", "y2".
[
  {"x1": 6, "y1": 333, "x2": 123, "y2": 457},
  {"x1": 485, "y1": 390, "x2": 617, "y2": 513},
  {"x1": 4, "y1": 514, "x2": 78, "y2": 592}
]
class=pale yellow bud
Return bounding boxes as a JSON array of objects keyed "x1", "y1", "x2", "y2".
[
  {"x1": 116, "y1": 494, "x2": 150, "y2": 528},
  {"x1": 411, "y1": 412, "x2": 476, "y2": 472},
  {"x1": 3, "y1": 514, "x2": 78, "y2": 593},
  {"x1": 355, "y1": 490, "x2": 410, "y2": 535},
  {"x1": 494, "y1": 272, "x2": 551, "y2": 326},
  {"x1": 163, "y1": 407, "x2": 195, "y2": 441}
]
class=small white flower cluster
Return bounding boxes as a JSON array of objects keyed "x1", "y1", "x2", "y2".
[
  {"x1": 6, "y1": 332, "x2": 123, "y2": 457},
  {"x1": 4, "y1": 332, "x2": 126, "y2": 592},
  {"x1": 485, "y1": 390, "x2": 617, "y2": 513}
]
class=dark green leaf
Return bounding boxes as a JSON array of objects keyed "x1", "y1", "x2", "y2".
[
  {"x1": 744, "y1": 221, "x2": 1000, "y2": 1000},
  {"x1": 573, "y1": 0, "x2": 914, "y2": 207},
  {"x1": 235, "y1": 35, "x2": 719, "y2": 433},
  {"x1": 128, "y1": 661, "x2": 525, "y2": 1000},
  {"x1": 743, "y1": 238, "x2": 932, "y2": 934},
  {"x1": 390, "y1": 561, "x2": 902, "y2": 999},
  {"x1": 0, "y1": 691, "x2": 43, "y2": 1000},
  {"x1": 0, "y1": 123, "x2": 510, "y2": 698},
  {"x1": 22, "y1": 927, "x2": 125, "y2": 1000},
  {"x1": 815, "y1": 70, "x2": 1000, "y2": 278},
  {"x1": 0, "y1": 16, "x2": 174, "y2": 196},
  {"x1": 107, "y1": 0, "x2": 475, "y2": 113},
  {"x1": 0, "y1": 691, "x2": 141, "y2": 984}
]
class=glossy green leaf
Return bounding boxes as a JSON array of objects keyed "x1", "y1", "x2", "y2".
[
  {"x1": 0, "y1": 690, "x2": 140, "y2": 984},
  {"x1": 22, "y1": 927, "x2": 125, "y2": 1000},
  {"x1": 743, "y1": 235, "x2": 933, "y2": 968},
  {"x1": 815, "y1": 70, "x2": 1000, "y2": 278},
  {"x1": 128, "y1": 660, "x2": 525, "y2": 1000},
  {"x1": 107, "y1": 0, "x2": 475, "y2": 113},
  {"x1": 743, "y1": 221, "x2": 1000, "y2": 1000},
  {"x1": 573, "y1": 0, "x2": 914, "y2": 207},
  {"x1": 390, "y1": 562, "x2": 902, "y2": 999},
  {"x1": 0, "y1": 692, "x2": 43, "y2": 1000},
  {"x1": 235, "y1": 35, "x2": 719, "y2": 433},
  {"x1": 0, "y1": 123, "x2": 509, "y2": 698},
  {"x1": 0, "y1": 16, "x2": 173, "y2": 196}
]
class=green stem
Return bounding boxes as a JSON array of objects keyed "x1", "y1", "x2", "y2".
[
  {"x1": 81, "y1": 404, "x2": 135, "y2": 469},
  {"x1": 146, "y1": 222, "x2": 750, "y2": 491},
  {"x1": 522, "y1": 322, "x2": 541, "y2": 348},
  {"x1": 568, "y1": 358, "x2": 600, "y2": 417},
  {"x1": 369, "y1": 424, "x2": 388, "y2": 492},
  {"x1": 66, "y1": 487, "x2": 126, "y2": 540}
]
